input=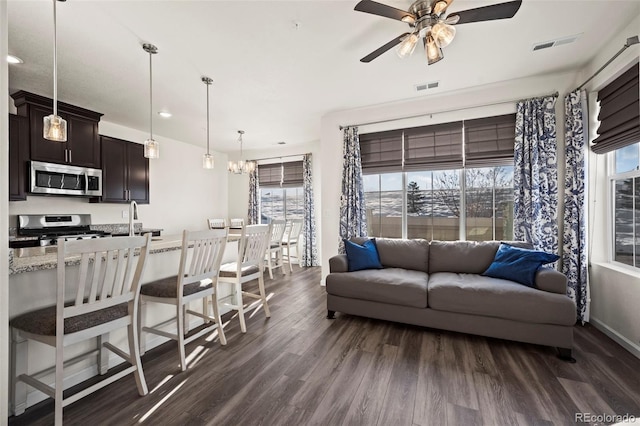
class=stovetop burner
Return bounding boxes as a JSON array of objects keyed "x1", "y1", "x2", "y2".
[{"x1": 16, "y1": 214, "x2": 111, "y2": 247}]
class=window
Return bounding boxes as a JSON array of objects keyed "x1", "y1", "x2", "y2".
[
  {"x1": 258, "y1": 161, "x2": 304, "y2": 223},
  {"x1": 609, "y1": 142, "x2": 640, "y2": 268},
  {"x1": 360, "y1": 114, "x2": 516, "y2": 241}
]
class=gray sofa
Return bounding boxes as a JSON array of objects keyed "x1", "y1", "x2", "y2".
[{"x1": 326, "y1": 238, "x2": 577, "y2": 360}]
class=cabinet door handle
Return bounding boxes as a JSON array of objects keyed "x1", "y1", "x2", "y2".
[
  {"x1": 64, "y1": 149, "x2": 68, "y2": 162},
  {"x1": 68, "y1": 150, "x2": 72, "y2": 163}
]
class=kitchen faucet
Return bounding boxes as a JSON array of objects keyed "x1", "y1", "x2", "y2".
[{"x1": 129, "y1": 200, "x2": 138, "y2": 236}]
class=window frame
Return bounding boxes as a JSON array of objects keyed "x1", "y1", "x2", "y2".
[{"x1": 607, "y1": 142, "x2": 640, "y2": 270}]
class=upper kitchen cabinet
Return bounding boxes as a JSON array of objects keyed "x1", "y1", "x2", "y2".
[
  {"x1": 11, "y1": 91, "x2": 103, "y2": 168},
  {"x1": 99, "y1": 135, "x2": 149, "y2": 204},
  {"x1": 9, "y1": 114, "x2": 28, "y2": 201}
]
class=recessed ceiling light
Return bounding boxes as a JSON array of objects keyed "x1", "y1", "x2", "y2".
[
  {"x1": 158, "y1": 111, "x2": 172, "y2": 118},
  {"x1": 7, "y1": 55, "x2": 24, "y2": 64}
]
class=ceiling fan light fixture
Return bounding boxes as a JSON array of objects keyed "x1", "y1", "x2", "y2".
[
  {"x1": 401, "y1": 15, "x2": 416, "y2": 24},
  {"x1": 425, "y1": 34, "x2": 444, "y2": 65},
  {"x1": 433, "y1": 0, "x2": 450, "y2": 15},
  {"x1": 397, "y1": 33, "x2": 419, "y2": 58},
  {"x1": 431, "y1": 22, "x2": 456, "y2": 48},
  {"x1": 444, "y1": 14, "x2": 460, "y2": 25}
]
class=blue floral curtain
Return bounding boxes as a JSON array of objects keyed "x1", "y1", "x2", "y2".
[
  {"x1": 339, "y1": 127, "x2": 367, "y2": 252},
  {"x1": 247, "y1": 168, "x2": 259, "y2": 225},
  {"x1": 302, "y1": 154, "x2": 319, "y2": 266},
  {"x1": 514, "y1": 94, "x2": 559, "y2": 254},
  {"x1": 563, "y1": 89, "x2": 589, "y2": 322}
]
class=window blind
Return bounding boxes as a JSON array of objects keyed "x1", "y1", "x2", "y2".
[
  {"x1": 257, "y1": 161, "x2": 303, "y2": 188},
  {"x1": 358, "y1": 129, "x2": 403, "y2": 174},
  {"x1": 404, "y1": 121, "x2": 463, "y2": 171},
  {"x1": 464, "y1": 114, "x2": 516, "y2": 167},
  {"x1": 591, "y1": 63, "x2": 639, "y2": 154}
]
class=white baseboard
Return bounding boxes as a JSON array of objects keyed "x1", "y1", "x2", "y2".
[{"x1": 589, "y1": 317, "x2": 640, "y2": 360}]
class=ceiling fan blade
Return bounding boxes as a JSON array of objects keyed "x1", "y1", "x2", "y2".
[
  {"x1": 360, "y1": 32, "x2": 411, "y2": 63},
  {"x1": 354, "y1": 0, "x2": 416, "y2": 23},
  {"x1": 449, "y1": 0, "x2": 522, "y2": 25}
]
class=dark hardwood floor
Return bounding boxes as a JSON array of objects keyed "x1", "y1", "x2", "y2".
[{"x1": 9, "y1": 266, "x2": 640, "y2": 425}]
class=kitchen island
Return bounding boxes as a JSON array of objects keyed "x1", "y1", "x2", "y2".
[{"x1": 8, "y1": 234, "x2": 240, "y2": 414}]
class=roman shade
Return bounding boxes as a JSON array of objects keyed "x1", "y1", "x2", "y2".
[
  {"x1": 358, "y1": 130, "x2": 403, "y2": 174},
  {"x1": 591, "y1": 63, "x2": 639, "y2": 154},
  {"x1": 257, "y1": 161, "x2": 303, "y2": 188},
  {"x1": 464, "y1": 114, "x2": 516, "y2": 167},
  {"x1": 404, "y1": 121, "x2": 463, "y2": 171}
]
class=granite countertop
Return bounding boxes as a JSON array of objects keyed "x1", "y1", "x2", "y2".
[{"x1": 9, "y1": 234, "x2": 182, "y2": 275}]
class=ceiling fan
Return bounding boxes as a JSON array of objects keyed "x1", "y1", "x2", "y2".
[{"x1": 355, "y1": 0, "x2": 522, "y2": 64}]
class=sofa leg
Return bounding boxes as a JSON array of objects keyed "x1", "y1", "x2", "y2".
[
  {"x1": 557, "y1": 347, "x2": 576, "y2": 363},
  {"x1": 327, "y1": 310, "x2": 336, "y2": 319}
]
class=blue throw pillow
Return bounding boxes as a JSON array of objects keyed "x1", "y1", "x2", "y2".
[
  {"x1": 343, "y1": 238, "x2": 383, "y2": 272},
  {"x1": 482, "y1": 243, "x2": 559, "y2": 287}
]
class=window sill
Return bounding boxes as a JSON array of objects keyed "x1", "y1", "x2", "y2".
[{"x1": 590, "y1": 261, "x2": 640, "y2": 279}]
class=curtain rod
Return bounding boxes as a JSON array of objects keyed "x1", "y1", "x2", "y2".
[
  {"x1": 577, "y1": 36, "x2": 639, "y2": 90},
  {"x1": 253, "y1": 152, "x2": 311, "y2": 162},
  {"x1": 338, "y1": 91, "x2": 559, "y2": 130}
]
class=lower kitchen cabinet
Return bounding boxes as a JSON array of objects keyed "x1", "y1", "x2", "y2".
[
  {"x1": 99, "y1": 135, "x2": 149, "y2": 204},
  {"x1": 9, "y1": 114, "x2": 28, "y2": 201}
]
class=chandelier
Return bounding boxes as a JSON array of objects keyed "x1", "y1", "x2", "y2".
[{"x1": 228, "y1": 130, "x2": 256, "y2": 174}]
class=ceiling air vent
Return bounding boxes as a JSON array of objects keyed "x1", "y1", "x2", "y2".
[
  {"x1": 415, "y1": 81, "x2": 439, "y2": 92},
  {"x1": 532, "y1": 34, "x2": 581, "y2": 51}
]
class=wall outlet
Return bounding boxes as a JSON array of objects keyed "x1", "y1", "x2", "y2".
[{"x1": 122, "y1": 210, "x2": 128, "y2": 219}]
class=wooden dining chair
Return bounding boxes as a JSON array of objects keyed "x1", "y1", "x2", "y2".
[
  {"x1": 10, "y1": 234, "x2": 152, "y2": 425},
  {"x1": 266, "y1": 219, "x2": 287, "y2": 279},
  {"x1": 207, "y1": 218, "x2": 227, "y2": 229},
  {"x1": 283, "y1": 218, "x2": 304, "y2": 271},
  {"x1": 218, "y1": 224, "x2": 272, "y2": 333},
  {"x1": 140, "y1": 229, "x2": 228, "y2": 371}
]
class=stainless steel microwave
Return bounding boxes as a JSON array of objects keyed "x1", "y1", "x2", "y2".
[{"x1": 29, "y1": 161, "x2": 103, "y2": 197}]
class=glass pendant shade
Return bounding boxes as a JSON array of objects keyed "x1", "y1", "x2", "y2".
[
  {"x1": 433, "y1": 0, "x2": 450, "y2": 15},
  {"x1": 43, "y1": 114, "x2": 67, "y2": 142},
  {"x1": 44, "y1": 0, "x2": 67, "y2": 142},
  {"x1": 425, "y1": 34, "x2": 444, "y2": 65},
  {"x1": 431, "y1": 22, "x2": 456, "y2": 48},
  {"x1": 144, "y1": 138, "x2": 159, "y2": 159},
  {"x1": 203, "y1": 153, "x2": 214, "y2": 169},
  {"x1": 397, "y1": 33, "x2": 418, "y2": 58}
]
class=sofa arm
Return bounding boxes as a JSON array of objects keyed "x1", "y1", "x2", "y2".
[
  {"x1": 535, "y1": 268, "x2": 568, "y2": 294},
  {"x1": 329, "y1": 254, "x2": 349, "y2": 273}
]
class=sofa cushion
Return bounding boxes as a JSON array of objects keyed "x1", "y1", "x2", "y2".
[
  {"x1": 427, "y1": 272, "x2": 576, "y2": 326},
  {"x1": 326, "y1": 268, "x2": 428, "y2": 308},
  {"x1": 352, "y1": 237, "x2": 429, "y2": 272},
  {"x1": 483, "y1": 243, "x2": 559, "y2": 287},
  {"x1": 429, "y1": 240, "x2": 532, "y2": 274},
  {"x1": 343, "y1": 239, "x2": 383, "y2": 272}
]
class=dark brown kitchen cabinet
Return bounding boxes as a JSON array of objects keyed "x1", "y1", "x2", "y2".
[
  {"x1": 99, "y1": 135, "x2": 149, "y2": 204},
  {"x1": 9, "y1": 114, "x2": 28, "y2": 201},
  {"x1": 11, "y1": 90, "x2": 102, "y2": 168}
]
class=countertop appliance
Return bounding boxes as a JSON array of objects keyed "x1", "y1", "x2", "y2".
[
  {"x1": 30, "y1": 161, "x2": 102, "y2": 197},
  {"x1": 14, "y1": 214, "x2": 111, "y2": 247}
]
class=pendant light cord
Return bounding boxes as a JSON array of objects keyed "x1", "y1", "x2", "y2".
[
  {"x1": 52, "y1": 0, "x2": 58, "y2": 116},
  {"x1": 149, "y1": 50, "x2": 153, "y2": 140},
  {"x1": 206, "y1": 82, "x2": 210, "y2": 155}
]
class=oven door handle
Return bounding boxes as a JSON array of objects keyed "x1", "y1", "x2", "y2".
[{"x1": 84, "y1": 172, "x2": 89, "y2": 195}]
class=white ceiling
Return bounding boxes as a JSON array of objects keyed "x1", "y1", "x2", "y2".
[{"x1": 7, "y1": 0, "x2": 640, "y2": 153}]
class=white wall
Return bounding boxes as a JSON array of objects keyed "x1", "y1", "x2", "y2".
[
  {"x1": 580, "y1": 15, "x2": 640, "y2": 357},
  {"x1": 2, "y1": 0, "x2": 10, "y2": 420},
  {"x1": 319, "y1": 71, "x2": 578, "y2": 284},
  {"x1": 9, "y1": 120, "x2": 229, "y2": 235}
]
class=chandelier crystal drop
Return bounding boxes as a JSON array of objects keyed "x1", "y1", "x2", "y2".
[{"x1": 43, "y1": 0, "x2": 67, "y2": 142}]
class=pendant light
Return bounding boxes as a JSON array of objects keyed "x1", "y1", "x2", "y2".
[
  {"x1": 142, "y1": 43, "x2": 159, "y2": 159},
  {"x1": 43, "y1": 0, "x2": 67, "y2": 142},
  {"x1": 202, "y1": 76, "x2": 214, "y2": 169},
  {"x1": 227, "y1": 130, "x2": 256, "y2": 174}
]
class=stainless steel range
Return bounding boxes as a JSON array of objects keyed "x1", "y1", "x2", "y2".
[{"x1": 17, "y1": 214, "x2": 111, "y2": 247}]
